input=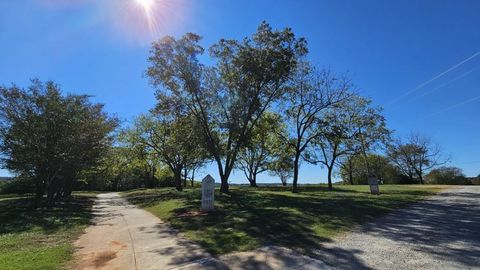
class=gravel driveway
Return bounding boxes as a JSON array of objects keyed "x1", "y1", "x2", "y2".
[{"x1": 313, "y1": 186, "x2": 480, "y2": 270}]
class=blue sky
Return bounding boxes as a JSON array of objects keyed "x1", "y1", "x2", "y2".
[{"x1": 1, "y1": 0, "x2": 479, "y2": 183}]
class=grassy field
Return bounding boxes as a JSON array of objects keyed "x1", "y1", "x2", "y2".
[
  {"x1": 0, "y1": 195, "x2": 94, "y2": 270},
  {"x1": 123, "y1": 184, "x2": 443, "y2": 255}
]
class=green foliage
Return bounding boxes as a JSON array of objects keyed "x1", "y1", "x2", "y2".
[
  {"x1": 307, "y1": 95, "x2": 390, "y2": 189},
  {"x1": 425, "y1": 166, "x2": 470, "y2": 185},
  {"x1": 268, "y1": 139, "x2": 296, "y2": 186},
  {"x1": 78, "y1": 145, "x2": 175, "y2": 191},
  {"x1": 124, "y1": 185, "x2": 441, "y2": 255},
  {"x1": 147, "y1": 21, "x2": 307, "y2": 192},
  {"x1": 236, "y1": 112, "x2": 286, "y2": 186},
  {"x1": 285, "y1": 65, "x2": 352, "y2": 192},
  {"x1": 388, "y1": 134, "x2": 446, "y2": 184},
  {"x1": 0, "y1": 80, "x2": 118, "y2": 200},
  {"x1": 120, "y1": 113, "x2": 208, "y2": 191},
  {"x1": 340, "y1": 154, "x2": 407, "y2": 184},
  {"x1": 0, "y1": 177, "x2": 33, "y2": 195},
  {"x1": 472, "y1": 175, "x2": 480, "y2": 185}
]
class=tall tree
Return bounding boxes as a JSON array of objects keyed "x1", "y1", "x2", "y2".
[
  {"x1": 0, "y1": 80, "x2": 118, "y2": 200},
  {"x1": 119, "y1": 129, "x2": 159, "y2": 188},
  {"x1": 236, "y1": 112, "x2": 285, "y2": 187},
  {"x1": 339, "y1": 154, "x2": 404, "y2": 184},
  {"x1": 268, "y1": 141, "x2": 295, "y2": 186},
  {"x1": 146, "y1": 22, "x2": 307, "y2": 193},
  {"x1": 307, "y1": 96, "x2": 390, "y2": 190},
  {"x1": 125, "y1": 113, "x2": 206, "y2": 191},
  {"x1": 285, "y1": 66, "x2": 351, "y2": 192},
  {"x1": 388, "y1": 134, "x2": 447, "y2": 184}
]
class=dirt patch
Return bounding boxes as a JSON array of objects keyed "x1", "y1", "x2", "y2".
[
  {"x1": 177, "y1": 209, "x2": 225, "y2": 218},
  {"x1": 92, "y1": 251, "x2": 117, "y2": 268},
  {"x1": 110, "y1": 241, "x2": 127, "y2": 249},
  {"x1": 74, "y1": 241, "x2": 127, "y2": 269}
]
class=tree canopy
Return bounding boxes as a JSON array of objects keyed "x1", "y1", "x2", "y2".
[
  {"x1": 122, "y1": 113, "x2": 208, "y2": 191},
  {"x1": 388, "y1": 134, "x2": 447, "y2": 184},
  {"x1": 0, "y1": 80, "x2": 118, "y2": 200},
  {"x1": 146, "y1": 21, "x2": 307, "y2": 193}
]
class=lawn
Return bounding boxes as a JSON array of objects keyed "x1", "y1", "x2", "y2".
[
  {"x1": 123, "y1": 184, "x2": 443, "y2": 255},
  {"x1": 0, "y1": 195, "x2": 94, "y2": 270}
]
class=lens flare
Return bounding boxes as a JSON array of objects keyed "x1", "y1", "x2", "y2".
[
  {"x1": 135, "y1": 0, "x2": 155, "y2": 13},
  {"x1": 38, "y1": 0, "x2": 189, "y2": 45},
  {"x1": 106, "y1": 0, "x2": 188, "y2": 45},
  {"x1": 133, "y1": 0, "x2": 159, "y2": 38}
]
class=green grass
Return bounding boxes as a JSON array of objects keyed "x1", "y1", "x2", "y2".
[
  {"x1": 71, "y1": 190, "x2": 103, "y2": 197},
  {"x1": 0, "y1": 194, "x2": 33, "y2": 201},
  {"x1": 123, "y1": 184, "x2": 443, "y2": 256},
  {"x1": 0, "y1": 195, "x2": 94, "y2": 270}
]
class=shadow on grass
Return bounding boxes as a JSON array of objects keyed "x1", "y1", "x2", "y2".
[
  {"x1": 125, "y1": 185, "x2": 437, "y2": 259},
  {"x1": 0, "y1": 196, "x2": 94, "y2": 234}
]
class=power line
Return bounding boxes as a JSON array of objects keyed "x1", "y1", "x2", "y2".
[
  {"x1": 427, "y1": 94, "x2": 480, "y2": 118},
  {"x1": 387, "y1": 50, "x2": 480, "y2": 107},
  {"x1": 410, "y1": 67, "x2": 478, "y2": 103},
  {"x1": 410, "y1": 94, "x2": 480, "y2": 124}
]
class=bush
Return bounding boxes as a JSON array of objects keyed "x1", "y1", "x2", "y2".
[
  {"x1": 0, "y1": 177, "x2": 34, "y2": 195},
  {"x1": 426, "y1": 167, "x2": 470, "y2": 185},
  {"x1": 156, "y1": 167, "x2": 176, "y2": 187},
  {"x1": 471, "y1": 175, "x2": 480, "y2": 185},
  {"x1": 340, "y1": 154, "x2": 405, "y2": 184}
]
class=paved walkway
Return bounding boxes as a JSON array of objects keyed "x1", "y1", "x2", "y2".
[
  {"x1": 313, "y1": 186, "x2": 480, "y2": 270},
  {"x1": 73, "y1": 193, "x2": 328, "y2": 270},
  {"x1": 74, "y1": 193, "x2": 208, "y2": 270}
]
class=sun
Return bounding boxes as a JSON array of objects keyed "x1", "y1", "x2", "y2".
[
  {"x1": 135, "y1": 0, "x2": 155, "y2": 12},
  {"x1": 108, "y1": 0, "x2": 186, "y2": 44}
]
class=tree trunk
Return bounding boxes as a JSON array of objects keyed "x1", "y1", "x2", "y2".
[
  {"x1": 216, "y1": 159, "x2": 230, "y2": 193},
  {"x1": 248, "y1": 170, "x2": 257, "y2": 187},
  {"x1": 151, "y1": 166, "x2": 157, "y2": 188},
  {"x1": 218, "y1": 166, "x2": 230, "y2": 193},
  {"x1": 250, "y1": 175, "x2": 257, "y2": 187},
  {"x1": 327, "y1": 166, "x2": 333, "y2": 190},
  {"x1": 191, "y1": 168, "x2": 195, "y2": 187},
  {"x1": 35, "y1": 177, "x2": 44, "y2": 201},
  {"x1": 281, "y1": 176, "x2": 287, "y2": 186},
  {"x1": 220, "y1": 175, "x2": 229, "y2": 193},
  {"x1": 183, "y1": 167, "x2": 188, "y2": 188},
  {"x1": 292, "y1": 153, "x2": 300, "y2": 193},
  {"x1": 348, "y1": 159, "x2": 354, "y2": 185},
  {"x1": 418, "y1": 174, "x2": 424, "y2": 184},
  {"x1": 174, "y1": 166, "x2": 183, "y2": 191}
]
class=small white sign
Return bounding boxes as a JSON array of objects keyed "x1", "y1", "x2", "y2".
[
  {"x1": 368, "y1": 177, "x2": 380, "y2": 195},
  {"x1": 201, "y1": 175, "x2": 215, "y2": 211}
]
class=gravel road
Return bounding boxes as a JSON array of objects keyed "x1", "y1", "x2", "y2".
[{"x1": 313, "y1": 186, "x2": 480, "y2": 270}]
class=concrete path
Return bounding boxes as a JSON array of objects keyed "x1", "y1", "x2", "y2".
[
  {"x1": 73, "y1": 193, "x2": 208, "y2": 270},
  {"x1": 73, "y1": 193, "x2": 329, "y2": 270},
  {"x1": 313, "y1": 186, "x2": 480, "y2": 270}
]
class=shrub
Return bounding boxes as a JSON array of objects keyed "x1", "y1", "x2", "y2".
[{"x1": 426, "y1": 167, "x2": 470, "y2": 185}]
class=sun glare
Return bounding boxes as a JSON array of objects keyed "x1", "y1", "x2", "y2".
[
  {"x1": 103, "y1": 0, "x2": 188, "y2": 44},
  {"x1": 135, "y1": 0, "x2": 155, "y2": 13}
]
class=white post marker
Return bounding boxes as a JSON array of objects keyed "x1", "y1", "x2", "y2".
[
  {"x1": 201, "y1": 174, "x2": 215, "y2": 212},
  {"x1": 368, "y1": 177, "x2": 380, "y2": 195}
]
